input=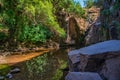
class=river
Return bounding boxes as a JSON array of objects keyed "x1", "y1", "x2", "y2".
[{"x1": 6, "y1": 49, "x2": 70, "y2": 80}]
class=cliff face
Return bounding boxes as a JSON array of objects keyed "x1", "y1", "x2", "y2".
[
  {"x1": 65, "y1": 16, "x2": 87, "y2": 46},
  {"x1": 56, "y1": 10, "x2": 88, "y2": 46},
  {"x1": 57, "y1": 7, "x2": 101, "y2": 46},
  {"x1": 101, "y1": 0, "x2": 120, "y2": 39},
  {"x1": 85, "y1": 7, "x2": 105, "y2": 45},
  {"x1": 57, "y1": 1, "x2": 120, "y2": 46},
  {"x1": 85, "y1": 0, "x2": 120, "y2": 45}
]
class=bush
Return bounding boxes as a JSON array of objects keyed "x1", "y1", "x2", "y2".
[
  {"x1": 0, "y1": 32, "x2": 8, "y2": 41},
  {"x1": 84, "y1": 0, "x2": 94, "y2": 8},
  {"x1": 18, "y1": 24, "x2": 52, "y2": 43},
  {"x1": 101, "y1": 9, "x2": 110, "y2": 16},
  {"x1": 67, "y1": 2, "x2": 85, "y2": 17},
  {"x1": 23, "y1": 0, "x2": 66, "y2": 37}
]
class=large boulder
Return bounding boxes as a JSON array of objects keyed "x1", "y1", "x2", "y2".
[
  {"x1": 68, "y1": 40, "x2": 120, "y2": 72},
  {"x1": 65, "y1": 72, "x2": 103, "y2": 80},
  {"x1": 67, "y1": 40, "x2": 120, "y2": 80}
]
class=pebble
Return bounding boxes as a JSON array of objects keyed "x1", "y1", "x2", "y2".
[
  {"x1": 0, "y1": 76, "x2": 4, "y2": 80},
  {"x1": 6, "y1": 73, "x2": 13, "y2": 79},
  {"x1": 10, "y1": 68, "x2": 20, "y2": 74}
]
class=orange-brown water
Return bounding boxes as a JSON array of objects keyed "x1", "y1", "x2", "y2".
[{"x1": 0, "y1": 48, "x2": 53, "y2": 65}]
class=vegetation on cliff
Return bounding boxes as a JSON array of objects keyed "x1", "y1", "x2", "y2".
[
  {"x1": 0, "y1": 0, "x2": 85, "y2": 50},
  {"x1": 101, "y1": 0, "x2": 120, "y2": 39},
  {"x1": 0, "y1": 0, "x2": 119, "y2": 50}
]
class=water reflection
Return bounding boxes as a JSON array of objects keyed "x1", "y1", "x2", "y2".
[{"x1": 10, "y1": 49, "x2": 68, "y2": 80}]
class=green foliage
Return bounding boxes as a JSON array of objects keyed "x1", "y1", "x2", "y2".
[
  {"x1": 52, "y1": 60, "x2": 67, "y2": 80},
  {"x1": 21, "y1": 0, "x2": 66, "y2": 37},
  {"x1": 52, "y1": 69, "x2": 63, "y2": 80},
  {"x1": 67, "y1": 2, "x2": 85, "y2": 17},
  {"x1": 94, "y1": 0, "x2": 103, "y2": 7},
  {"x1": 0, "y1": 0, "x2": 87, "y2": 47},
  {"x1": 84, "y1": 0, "x2": 103, "y2": 8},
  {"x1": 52, "y1": 0, "x2": 85, "y2": 18},
  {"x1": 111, "y1": 2, "x2": 120, "y2": 12},
  {"x1": 101, "y1": 9, "x2": 110, "y2": 16},
  {"x1": 1, "y1": 0, "x2": 66, "y2": 46},
  {"x1": 0, "y1": 24, "x2": 3, "y2": 30},
  {"x1": 0, "y1": 32, "x2": 7, "y2": 41},
  {"x1": 18, "y1": 24, "x2": 51, "y2": 43},
  {"x1": 26, "y1": 54, "x2": 48, "y2": 74},
  {"x1": 84, "y1": 0, "x2": 94, "y2": 8},
  {"x1": 112, "y1": 21, "x2": 120, "y2": 35}
]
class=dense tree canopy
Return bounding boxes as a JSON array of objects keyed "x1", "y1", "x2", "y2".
[
  {"x1": 84, "y1": 0, "x2": 103, "y2": 8},
  {"x1": 0, "y1": 0, "x2": 86, "y2": 48}
]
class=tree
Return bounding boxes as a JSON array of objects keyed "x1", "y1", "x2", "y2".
[
  {"x1": 84, "y1": 0, "x2": 104, "y2": 8},
  {"x1": 84, "y1": 0, "x2": 94, "y2": 8},
  {"x1": 1, "y1": 0, "x2": 66, "y2": 47},
  {"x1": 51, "y1": 0, "x2": 85, "y2": 17}
]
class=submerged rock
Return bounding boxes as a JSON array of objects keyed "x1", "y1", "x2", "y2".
[
  {"x1": 5, "y1": 68, "x2": 20, "y2": 79},
  {"x1": 6, "y1": 73, "x2": 13, "y2": 79},
  {"x1": 10, "y1": 68, "x2": 20, "y2": 74},
  {"x1": 0, "y1": 76, "x2": 4, "y2": 80},
  {"x1": 65, "y1": 72, "x2": 103, "y2": 80}
]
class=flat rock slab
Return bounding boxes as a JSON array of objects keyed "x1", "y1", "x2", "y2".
[
  {"x1": 65, "y1": 72, "x2": 103, "y2": 80},
  {"x1": 68, "y1": 40, "x2": 120, "y2": 64}
]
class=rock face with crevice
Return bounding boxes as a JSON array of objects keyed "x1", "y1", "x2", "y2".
[
  {"x1": 65, "y1": 16, "x2": 87, "y2": 46},
  {"x1": 66, "y1": 40, "x2": 120, "y2": 80},
  {"x1": 56, "y1": 9, "x2": 89, "y2": 46},
  {"x1": 85, "y1": 7, "x2": 107, "y2": 45}
]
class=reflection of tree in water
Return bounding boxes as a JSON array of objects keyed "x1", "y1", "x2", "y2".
[
  {"x1": 25, "y1": 50, "x2": 68, "y2": 80},
  {"x1": 52, "y1": 59, "x2": 67, "y2": 80},
  {"x1": 11, "y1": 49, "x2": 68, "y2": 80},
  {"x1": 26, "y1": 54, "x2": 50, "y2": 80}
]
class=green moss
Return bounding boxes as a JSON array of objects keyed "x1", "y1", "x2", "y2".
[{"x1": 0, "y1": 64, "x2": 10, "y2": 76}]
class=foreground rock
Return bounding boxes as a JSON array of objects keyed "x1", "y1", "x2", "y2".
[
  {"x1": 67, "y1": 40, "x2": 120, "y2": 80},
  {"x1": 68, "y1": 40, "x2": 120, "y2": 71},
  {"x1": 65, "y1": 72, "x2": 103, "y2": 80},
  {"x1": 100, "y1": 57, "x2": 120, "y2": 80}
]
